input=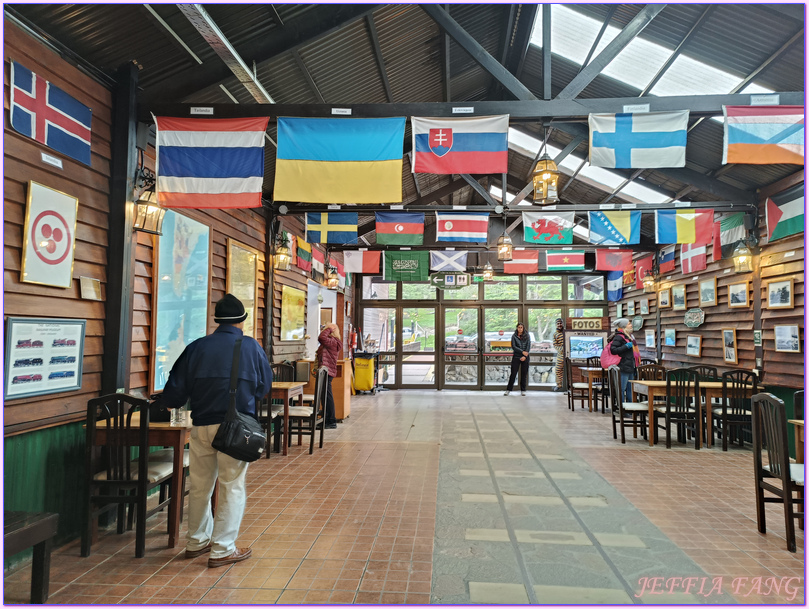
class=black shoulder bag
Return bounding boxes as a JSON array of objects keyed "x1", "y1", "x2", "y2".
[{"x1": 211, "y1": 338, "x2": 267, "y2": 462}]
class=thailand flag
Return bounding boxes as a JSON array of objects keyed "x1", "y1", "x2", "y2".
[
  {"x1": 154, "y1": 116, "x2": 269, "y2": 209},
  {"x1": 10, "y1": 61, "x2": 93, "y2": 166},
  {"x1": 411, "y1": 115, "x2": 508, "y2": 174},
  {"x1": 435, "y1": 212, "x2": 489, "y2": 243}
]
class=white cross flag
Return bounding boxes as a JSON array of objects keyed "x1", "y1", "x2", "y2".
[{"x1": 430, "y1": 250, "x2": 468, "y2": 272}]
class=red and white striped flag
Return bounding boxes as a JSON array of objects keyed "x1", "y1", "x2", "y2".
[
  {"x1": 312, "y1": 247, "x2": 325, "y2": 279},
  {"x1": 504, "y1": 250, "x2": 539, "y2": 274},
  {"x1": 680, "y1": 243, "x2": 706, "y2": 274},
  {"x1": 435, "y1": 212, "x2": 489, "y2": 243},
  {"x1": 343, "y1": 250, "x2": 382, "y2": 274}
]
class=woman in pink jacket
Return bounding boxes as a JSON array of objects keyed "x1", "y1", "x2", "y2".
[{"x1": 318, "y1": 323, "x2": 342, "y2": 428}]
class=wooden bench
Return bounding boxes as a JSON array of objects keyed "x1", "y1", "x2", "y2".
[{"x1": 4, "y1": 511, "x2": 59, "y2": 603}]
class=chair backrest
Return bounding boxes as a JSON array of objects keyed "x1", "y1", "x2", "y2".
[
  {"x1": 665, "y1": 368, "x2": 699, "y2": 412},
  {"x1": 563, "y1": 357, "x2": 573, "y2": 390},
  {"x1": 752, "y1": 393, "x2": 792, "y2": 484},
  {"x1": 586, "y1": 356, "x2": 600, "y2": 369},
  {"x1": 641, "y1": 358, "x2": 657, "y2": 366},
  {"x1": 86, "y1": 393, "x2": 149, "y2": 483},
  {"x1": 722, "y1": 369, "x2": 758, "y2": 415},
  {"x1": 312, "y1": 367, "x2": 329, "y2": 417},
  {"x1": 607, "y1": 365, "x2": 622, "y2": 409},
  {"x1": 272, "y1": 363, "x2": 295, "y2": 382},
  {"x1": 636, "y1": 364, "x2": 665, "y2": 381},
  {"x1": 794, "y1": 390, "x2": 804, "y2": 420},
  {"x1": 688, "y1": 365, "x2": 718, "y2": 382}
]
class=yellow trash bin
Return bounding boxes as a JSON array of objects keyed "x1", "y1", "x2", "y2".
[{"x1": 353, "y1": 353, "x2": 376, "y2": 393}]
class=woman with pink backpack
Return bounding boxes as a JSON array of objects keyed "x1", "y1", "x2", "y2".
[{"x1": 607, "y1": 318, "x2": 640, "y2": 402}]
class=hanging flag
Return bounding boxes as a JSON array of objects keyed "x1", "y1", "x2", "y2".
[
  {"x1": 383, "y1": 251, "x2": 429, "y2": 282},
  {"x1": 680, "y1": 243, "x2": 707, "y2": 274},
  {"x1": 10, "y1": 61, "x2": 93, "y2": 166},
  {"x1": 411, "y1": 115, "x2": 509, "y2": 174},
  {"x1": 712, "y1": 221, "x2": 722, "y2": 262},
  {"x1": 274, "y1": 117, "x2": 405, "y2": 204},
  {"x1": 658, "y1": 245, "x2": 676, "y2": 273},
  {"x1": 337, "y1": 261, "x2": 346, "y2": 289},
  {"x1": 607, "y1": 270, "x2": 624, "y2": 302},
  {"x1": 430, "y1": 250, "x2": 468, "y2": 272},
  {"x1": 522, "y1": 212, "x2": 575, "y2": 244},
  {"x1": 153, "y1": 116, "x2": 268, "y2": 208},
  {"x1": 595, "y1": 249, "x2": 633, "y2": 272},
  {"x1": 296, "y1": 239, "x2": 312, "y2": 272},
  {"x1": 375, "y1": 212, "x2": 424, "y2": 245},
  {"x1": 435, "y1": 212, "x2": 489, "y2": 243},
  {"x1": 311, "y1": 247, "x2": 325, "y2": 281},
  {"x1": 623, "y1": 267, "x2": 636, "y2": 287},
  {"x1": 767, "y1": 183, "x2": 804, "y2": 242},
  {"x1": 654, "y1": 210, "x2": 714, "y2": 244},
  {"x1": 588, "y1": 110, "x2": 688, "y2": 168},
  {"x1": 504, "y1": 250, "x2": 539, "y2": 274},
  {"x1": 546, "y1": 250, "x2": 584, "y2": 271},
  {"x1": 587, "y1": 211, "x2": 641, "y2": 245},
  {"x1": 713, "y1": 212, "x2": 747, "y2": 259},
  {"x1": 288, "y1": 234, "x2": 298, "y2": 266},
  {"x1": 723, "y1": 106, "x2": 804, "y2": 165},
  {"x1": 306, "y1": 212, "x2": 358, "y2": 244},
  {"x1": 635, "y1": 255, "x2": 654, "y2": 290},
  {"x1": 343, "y1": 250, "x2": 382, "y2": 274}
]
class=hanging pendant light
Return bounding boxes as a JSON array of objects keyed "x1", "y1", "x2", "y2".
[
  {"x1": 732, "y1": 241, "x2": 753, "y2": 273},
  {"x1": 497, "y1": 231, "x2": 513, "y2": 261},
  {"x1": 273, "y1": 234, "x2": 291, "y2": 271},
  {"x1": 326, "y1": 265, "x2": 339, "y2": 290},
  {"x1": 532, "y1": 126, "x2": 560, "y2": 204}
]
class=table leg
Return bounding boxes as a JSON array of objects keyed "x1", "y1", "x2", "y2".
[
  {"x1": 282, "y1": 391, "x2": 289, "y2": 456},
  {"x1": 297, "y1": 393, "x2": 304, "y2": 446},
  {"x1": 588, "y1": 376, "x2": 594, "y2": 413},
  {"x1": 30, "y1": 537, "x2": 52, "y2": 603},
  {"x1": 648, "y1": 389, "x2": 655, "y2": 447},
  {"x1": 705, "y1": 392, "x2": 713, "y2": 448},
  {"x1": 167, "y1": 438, "x2": 183, "y2": 548}
]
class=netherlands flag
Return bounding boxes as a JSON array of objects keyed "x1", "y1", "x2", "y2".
[
  {"x1": 10, "y1": 61, "x2": 92, "y2": 166},
  {"x1": 411, "y1": 115, "x2": 508, "y2": 174},
  {"x1": 154, "y1": 116, "x2": 269, "y2": 209},
  {"x1": 435, "y1": 212, "x2": 489, "y2": 243}
]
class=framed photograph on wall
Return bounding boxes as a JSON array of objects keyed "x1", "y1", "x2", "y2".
[
  {"x1": 658, "y1": 288, "x2": 671, "y2": 308},
  {"x1": 672, "y1": 284, "x2": 687, "y2": 311},
  {"x1": 727, "y1": 281, "x2": 749, "y2": 308},
  {"x1": 686, "y1": 335, "x2": 702, "y2": 357},
  {"x1": 280, "y1": 285, "x2": 306, "y2": 341},
  {"x1": 566, "y1": 332, "x2": 608, "y2": 362},
  {"x1": 664, "y1": 328, "x2": 676, "y2": 347},
  {"x1": 640, "y1": 298, "x2": 649, "y2": 315},
  {"x1": 227, "y1": 238, "x2": 259, "y2": 339},
  {"x1": 151, "y1": 210, "x2": 211, "y2": 394},
  {"x1": 21, "y1": 181, "x2": 79, "y2": 288},
  {"x1": 627, "y1": 301, "x2": 635, "y2": 316},
  {"x1": 616, "y1": 303, "x2": 623, "y2": 318},
  {"x1": 645, "y1": 330, "x2": 655, "y2": 348},
  {"x1": 4, "y1": 317, "x2": 86, "y2": 400},
  {"x1": 722, "y1": 328, "x2": 738, "y2": 365},
  {"x1": 774, "y1": 325, "x2": 801, "y2": 353},
  {"x1": 699, "y1": 277, "x2": 717, "y2": 307},
  {"x1": 767, "y1": 278, "x2": 794, "y2": 310}
]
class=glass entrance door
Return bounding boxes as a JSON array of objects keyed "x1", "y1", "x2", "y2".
[
  {"x1": 362, "y1": 307, "x2": 397, "y2": 387},
  {"x1": 441, "y1": 307, "x2": 480, "y2": 389},
  {"x1": 400, "y1": 307, "x2": 436, "y2": 387},
  {"x1": 482, "y1": 307, "x2": 519, "y2": 389}
]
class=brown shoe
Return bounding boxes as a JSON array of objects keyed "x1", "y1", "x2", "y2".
[
  {"x1": 208, "y1": 547, "x2": 252, "y2": 568},
  {"x1": 184, "y1": 543, "x2": 212, "y2": 559}
]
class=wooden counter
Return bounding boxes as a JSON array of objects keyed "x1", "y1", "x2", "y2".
[{"x1": 298, "y1": 359, "x2": 352, "y2": 420}]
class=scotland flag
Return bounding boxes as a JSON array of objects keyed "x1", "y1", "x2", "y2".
[{"x1": 10, "y1": 61, "x2": 92, "y2": 166}]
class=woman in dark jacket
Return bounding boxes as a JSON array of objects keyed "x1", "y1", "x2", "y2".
[
  {"x1": 609, "y1": 318, "x2": 637, "y2": 402},
  {"x1": 318, "y1": 323, "x2": 342, "y2": 428},
  {"x1": 504, "y1": 323, "x2": 531, "y2": 396}
]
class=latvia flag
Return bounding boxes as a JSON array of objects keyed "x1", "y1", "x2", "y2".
[
  {"x1": 343, "y1": 250, "x2": 382, "y2": 274},
  {"x1": 504, "y1": 250, "x2": 539, "y2": 274}
]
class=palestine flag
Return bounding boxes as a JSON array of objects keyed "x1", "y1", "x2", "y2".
[
  {"x1": 376, "y1": 212, "x2": 424, "y2": 245},
  {"x1": 546, "y1": 250, "x2": 584, "y2": 271},
  {"x1": 767, "y1": 183, "x2": 804, "y2": 242},
  {"x1": 296, "y1": 239, "x2": 312, "y2": 271}
]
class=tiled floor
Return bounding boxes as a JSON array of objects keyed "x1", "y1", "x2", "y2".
[{"x1": 4, "y1": 390, "x2": 805, "y2": 604}]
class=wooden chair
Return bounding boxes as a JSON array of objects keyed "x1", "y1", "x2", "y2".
[
  {"x1": 688, "y1": 365, "x2": 718, "y2": 382},
  {"x1": 82, "y1": 394, "x2": 174, "y2": 558},
  {"x1": 635, "y1": 364, "x2": 667, "y2": 407},
  {"x1": 752, "y1": 393, "x2": 805, "y2": 552},
  {"x1": 257, "y1": 395, "x2": 283, "y2": 457},
  {"x1": 586, "y1": 356, "x2": 608, "y2": 413},
  {"x1": 640, "y1": 358, "x2": 657, "y2": 366},
  {"x1": 283, "y1": 367, "x2": 328, "y2": 454},
  {"x1": 607, "y1": 366, "x2": 648, "y2": 444},
  {"x1": 564, "y1": 357, "x2": 588, "y2": 412},
  {"x1": 712, "y1": 369, "x2": 757, "y2": 451},
  {"x1": 794, "y1": 390, "x2": 804, "y2": 420},
  {"x1": 654, "y1": 369, "x2": 701, "y2": 449}
]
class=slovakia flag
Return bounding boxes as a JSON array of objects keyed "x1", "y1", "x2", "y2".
[
  {"x1": 411, "y1": 115, "x2": 509, "y2": 174},
  {"x1": 10, "y1": 61, "x2": 93, "y2": 166}
]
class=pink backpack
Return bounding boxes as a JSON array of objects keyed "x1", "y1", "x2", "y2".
[{"x1": 600, "y1": 341, "x2": 621, "y2": 369}]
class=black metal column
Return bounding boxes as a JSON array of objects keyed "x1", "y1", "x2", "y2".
[{"x1": 101, "y1": 62, "x2": 139, "y2": 395}]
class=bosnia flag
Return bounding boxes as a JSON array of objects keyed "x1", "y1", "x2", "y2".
[
  {"x1": 588, "y1": 211, "x2": 640, "y2": 245},
  {"x1": 655, "y1": 210, "x2": 714, "y2": 244},
  {"x1": 274, "y1": 117, "x2": 405, "y2": 204}
]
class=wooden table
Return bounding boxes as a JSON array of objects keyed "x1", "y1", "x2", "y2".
[
  {"x1": 271, "y1": 381, "x2": 306, "y2": 455},
  {"x1": 96, "y1": 412, "x2": 191, "y2": 548},
  {"x1": 631, "y1": 380, "x2": 763, "y2": 448},
  {"x1": 4, "y1": 511, "x2": 59, "y2": 603},
  {"x1": 579, "y1": 367, "x2": 604, "y2": 413},
  {"x1": 789, "y1": 419, "x2": 804, "y2": 464}
]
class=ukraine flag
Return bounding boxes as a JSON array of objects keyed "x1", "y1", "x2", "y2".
[{"x1": 274, "y1": 117, "x2": 405, "y2": 204}]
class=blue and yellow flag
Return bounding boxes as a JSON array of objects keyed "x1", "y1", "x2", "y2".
[
  {"x1": 306, "y1": 212, "x2": 358, "y2": 244},
  {"x1": 274, "y1": 117, "x2": 405, "y2": 204},
  {"x1": 588, "y1": 211, "x2": 641, "y2": 245}
]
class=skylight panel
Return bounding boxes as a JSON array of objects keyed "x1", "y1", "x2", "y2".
[
  {"x1": 650, "y1": 54, "x2": 742, "y2": 97},
  {"x1": 508, "y1": 127, "x2": 542, "y2": 157},
  {"x1": 622, "y1": 181, "x2": 672, "y2": 204}
]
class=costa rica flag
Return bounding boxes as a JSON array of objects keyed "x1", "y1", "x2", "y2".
[
  {"x1": 411, "y1": 115, "x2": 508, "y2": 174},
  {"x1": 10, "y1": 60, "x2": 93, "y2": 166}
]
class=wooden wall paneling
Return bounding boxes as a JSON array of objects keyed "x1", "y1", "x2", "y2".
[{"x1": 4, "y1": 21, "x2": 114, "y2": 434}]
